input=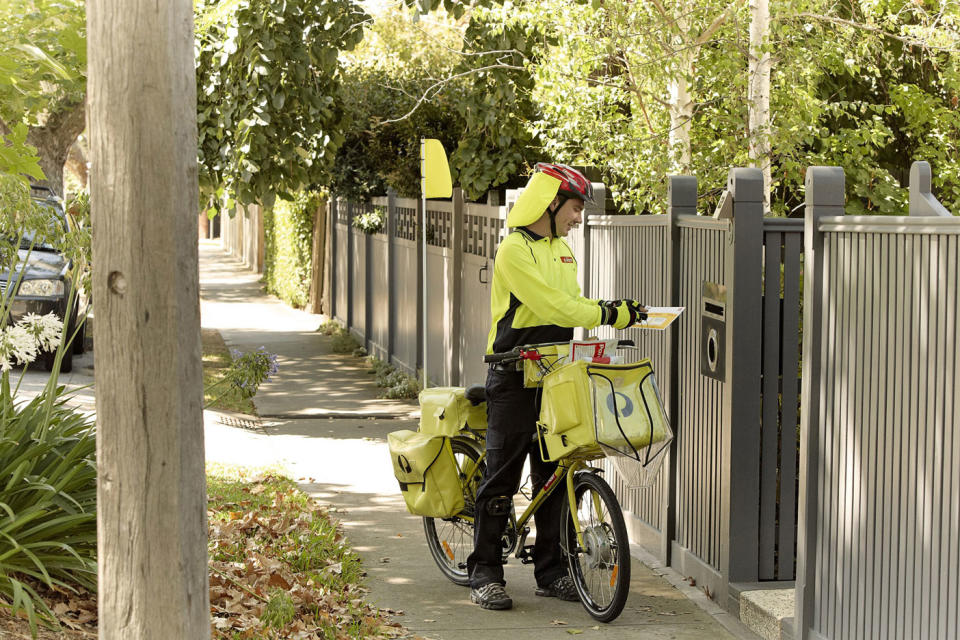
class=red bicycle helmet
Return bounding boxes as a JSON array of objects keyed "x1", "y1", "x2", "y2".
[{"x1": 534, "y1": 162, "x2": 595, "y2": 204}]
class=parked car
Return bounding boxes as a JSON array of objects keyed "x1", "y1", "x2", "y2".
[{"x1": 1, "y1": 186, "x2": 89, "y2": 373}]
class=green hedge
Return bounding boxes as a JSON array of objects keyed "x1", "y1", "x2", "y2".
[{"x1": 262, "y1": 192, "x2": 319, "y2": 309}]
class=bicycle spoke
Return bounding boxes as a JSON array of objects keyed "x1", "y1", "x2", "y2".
[
  {"x1": 423, "y1": 438, "x2": 483, "y2": 585},
  {"x1": 563, "y1": 472, "x2": 630, "y2": 622}
]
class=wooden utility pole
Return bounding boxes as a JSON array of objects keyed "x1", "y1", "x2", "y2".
[{"x1": 87, "y1": 1, "x2": 209, "y2": 638}]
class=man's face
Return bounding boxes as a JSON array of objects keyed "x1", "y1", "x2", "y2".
[{"x1": 554, "y1": 198, "x2": 584, "y2": 237}]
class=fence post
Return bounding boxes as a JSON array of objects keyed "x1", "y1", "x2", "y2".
[
  {"x1": 909, "y1": 161, "x2": 952, "y2": 217},
  {"x1": 416, "y1": 198, "x2": 424, "y2": 373},
  {"x1": 665, "y1": 175, "x2": 697, "y2": 564},
  {"x1": 450, "y1": 188, "x2": 465, "y2": 386},
  {"x1": 364, "y1": 204, "x2": 372, "y2": 352},
  {"x1": 795, "y1": 166, "x2": 844, "y2": 640},
  {"x1": 720, "y1": 168, "x2": 764, "y2": 607},
  {"x1": 346, "y1": 201, "x2": 354, "y2": 332},
  {"x1": 386, "y1": 190, "x2": 396, "y2": 363},
  {"x1": 330, "y1": 199, "x2": 339, "y2": 322},
  {"x1": 324, "y1": 199, "x2": 335, "y2": 319}
]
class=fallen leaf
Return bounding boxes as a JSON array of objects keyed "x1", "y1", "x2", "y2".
[
  {"x1": 551, "y1": 619, "x2": 568, "y2": 626},
  {"x1": 424, "y1": 619, "x2": 436, "y2": 623},
  {"x1": 567, "y1": 630, "x2": 583, "y2": 635},
  {"x1": 380, "y1": 557, "x2": 391, "y2": 563},
  {"x1": 267, "y1": 572, "x2": 292, "y2": 590}
]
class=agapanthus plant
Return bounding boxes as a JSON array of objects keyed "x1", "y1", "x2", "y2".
[
  {"x1": 205, "y1": 346, "x2": 279, "y2": 407},
  {"x1": 0, "y1": 312, "x2": 63, "y2": 372}
]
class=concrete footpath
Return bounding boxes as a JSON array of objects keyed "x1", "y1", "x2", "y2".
[{"x1": 199, "y1": 240, "x2": 756, "y2": 640}]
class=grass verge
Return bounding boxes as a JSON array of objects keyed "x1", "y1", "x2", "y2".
[
  {"x1": 203, "y1": 328, "x2": 258, "y2": 415},
  {"x1": 2, "y1": 466, "x2": 412, "y2": 639},
  {"x1": 207, "y1": 465, "x2": 409, "y2": 639}
]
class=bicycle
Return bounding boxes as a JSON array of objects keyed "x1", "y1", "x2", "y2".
[{"x1": 421, "y1": 339, "x2": 671, "y2": 623}]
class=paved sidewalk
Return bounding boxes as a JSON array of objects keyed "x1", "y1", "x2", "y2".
[{"x1": 199, "y1": 240, "x2": 754, "y2": 640}]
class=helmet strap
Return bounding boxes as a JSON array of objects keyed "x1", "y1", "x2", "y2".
[{"x1": 548, "y1": 195, "x2": 569, "y2": 238}]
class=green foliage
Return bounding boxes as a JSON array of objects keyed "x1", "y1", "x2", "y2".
[
  {"x1": 0, "y1": 379, "x2": 97, "y2": 635},
  {"x1": 194, "y1": 0, "x2": 369, "y2": 213},
  {"x1": 262, "y1": 589, "x2": 296, "y2": 629},
  {"x1": 406, "y1": 0, "x2": 498, "y2": 20},
  {"x1": 202, "y1": 329, "x2": 258, "y2": 415},
  {"x1": 351, "y1": 207, "x2": 384, "y2": 234},
  {"x1": 530, "y1": 0, "x2": 749, "y2": 213},
  {"x1": 0, "y1": 0, "x2": 85, "y2": 186},
  {"x1": 0, "y1": 0, "x2": 86, "y2": 127},
  {"x1": 327, "y1": 0, "x2": 960, "y2": 214},
  {"x1": 366, "y1": 356, "x2": 422, "y2": 399},
  {"x1": 319, "y1": 319, "x2": 362, "y2": 355},
  {"x1": 0, "y1": 124, "x2": 44, "y2": 182},
  {"x1": 334, "y1": 9, "x2": 464, "y2": 199},
  {"x1": 448, "y1": 4, "x2": 549, "y2": 200},
  {"x1": 778, "y1": 0, "x2": 960, "y2": 214},
  {"x1": 262, "y1": 192, "x2": 318, "y2": 309},
  {"x1": 526, "y1": 0, "x2": 960, "y2": 215}
]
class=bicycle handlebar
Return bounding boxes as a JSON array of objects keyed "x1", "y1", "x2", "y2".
[
  {"x1": 483, "y1": 339, "x2": 636, "y2": 364},
  {"x1": 483, "y1": 349, "x2": 520, "y2": 364}
]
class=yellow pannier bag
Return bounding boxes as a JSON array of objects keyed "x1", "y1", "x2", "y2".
[
  {"x1": 537, "y1": 359, "x2": 672, "y2": 464},
  {"x1": 387, "y1": 430, "x2": 465, "y2": 518},
  {"x1": 522, "y1": 343, "x2": 570, "y2": 388},
  {"x1": 418, "y1": 387, "x2": 486, "y2": 436}
]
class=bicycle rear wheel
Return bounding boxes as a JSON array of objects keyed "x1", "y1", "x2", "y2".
[
  {"x1": 423, "y1": 437, "x2": 484, "y2": 586},
  {"x1": 560, "y1": 471, "x2": 630, "y2": 622}
]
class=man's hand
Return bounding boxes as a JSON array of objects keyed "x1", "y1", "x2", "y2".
[{"x1": 600, "y1": 300, "x2": 648, "y2": 329}]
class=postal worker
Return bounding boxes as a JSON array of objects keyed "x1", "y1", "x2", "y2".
[{"x1": 467, "y1": 163, "x2": 647, "y2": 610}]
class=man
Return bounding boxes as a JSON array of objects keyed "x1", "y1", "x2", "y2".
[{"x1": 467, "y1": 163, "x2": 646, "y2": 610}]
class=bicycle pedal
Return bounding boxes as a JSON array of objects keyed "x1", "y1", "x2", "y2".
[{"x1": 519, "y1": 545, "x2": 536, "y2": 564}]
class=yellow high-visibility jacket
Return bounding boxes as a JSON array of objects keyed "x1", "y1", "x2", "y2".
[{"x1": 486, "y1": 227, "x2": 604, "y2": 354}]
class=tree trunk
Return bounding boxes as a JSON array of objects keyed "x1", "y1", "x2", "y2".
[
  {"x1": 748, "y1": 0, "x2": 772, "y2": 214},
  {"x1": 65, "y1": 141, "x2": 89, "y2": 191},
  {"x1": 667, "y1": 9, "x2": 695, "y2": 173},
  {"x1": 668, "y1": 46, "x2": 695, "y2": 173},
  {"x1": 87, "y1": 0, "x2": 209, "y2": 638},
  {"x1": 26, "y1": 100, "x2": 86, "y2": 198}
]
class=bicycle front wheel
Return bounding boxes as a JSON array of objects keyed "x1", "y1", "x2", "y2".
[
  {"x1": 560, "y1": 471, "x2": 631, "y2": 622},
  {"x1": 423, "y1": 437, "x2": 484, "y2": 586}
]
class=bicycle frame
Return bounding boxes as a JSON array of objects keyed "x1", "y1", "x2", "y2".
[{"x1": 455, "y1": 439, "x2": 595, "y2": 553}]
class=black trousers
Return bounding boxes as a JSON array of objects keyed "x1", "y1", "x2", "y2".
[{"x1": 466, "y1": 368, "x2": 567, "y2": 589}]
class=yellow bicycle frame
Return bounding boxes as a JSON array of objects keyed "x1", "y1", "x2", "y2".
[{"x1": 454, "y1": 443, "x2": 593, "y2": 551}]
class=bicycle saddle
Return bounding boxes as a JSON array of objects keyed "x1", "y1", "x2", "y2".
[{"x1": 464, "y1": 384, "x2": 486, "y2": 405}]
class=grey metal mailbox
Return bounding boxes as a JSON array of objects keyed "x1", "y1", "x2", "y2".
[{"x1": 701, "y1": 281, "x2": 726, "y2": 382}]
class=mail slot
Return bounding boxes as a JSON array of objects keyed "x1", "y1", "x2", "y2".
[{"x1": 701, "y1": 281, "x2": 726, "y2": 382}]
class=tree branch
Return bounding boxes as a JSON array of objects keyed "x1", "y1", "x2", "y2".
[
  {"x1": 377, "y1": 61, "x2": 526, "y2": 125},
  {"x1": 26, "y1": 98, "x2": 87, "y2": 153},
  {"x1": 695, "y1": 7, "x2": 732, "y2": 46},
  {"x1": 786, "y1": 12, "x2": 960, "y2": 52}
]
